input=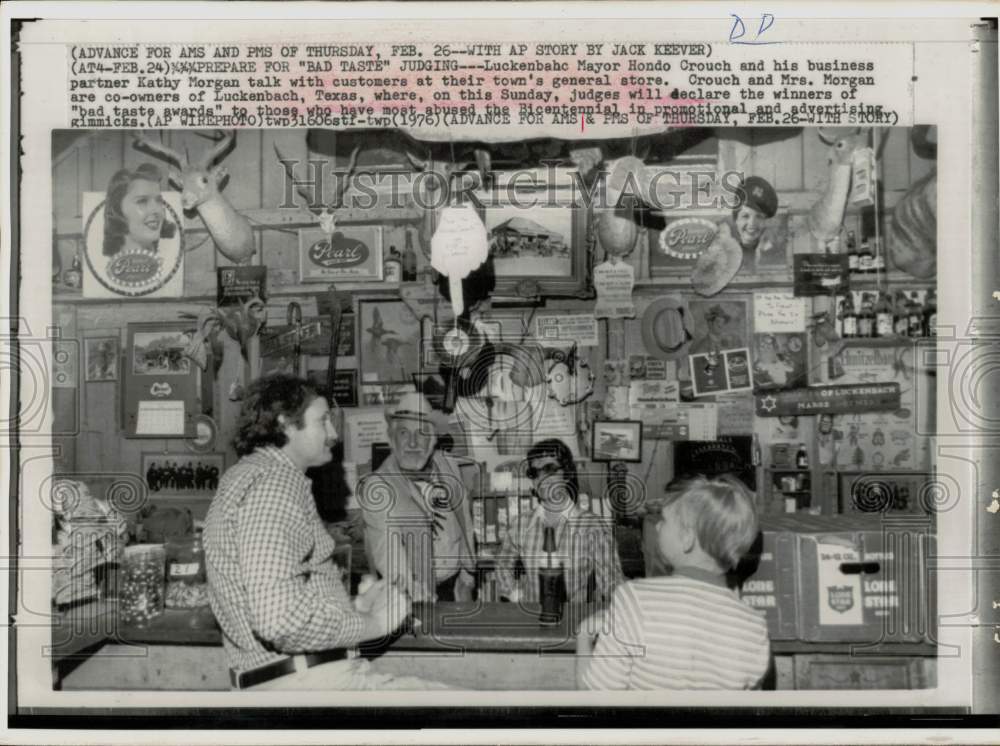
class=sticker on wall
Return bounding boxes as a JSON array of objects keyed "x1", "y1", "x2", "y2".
[{"x1": 689, "y1": 347, "x2": 754, "y2": 398}]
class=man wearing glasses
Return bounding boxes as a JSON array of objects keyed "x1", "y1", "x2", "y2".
[{"x1": 496, "y1": 438, "x2": 624, "y2": 604}]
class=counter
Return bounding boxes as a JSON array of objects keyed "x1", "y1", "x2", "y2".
[{"x1": 51, "y1": 600, "x2": 938, "y2": 691}]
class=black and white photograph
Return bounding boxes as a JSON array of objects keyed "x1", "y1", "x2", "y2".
[
  {"x1": 591, "y1": 420, "x2": 643, "y2": 462},
  {"x1": 6, "y1": 3, "x2": 997, "y2": 740},
  {"x1": 141, "y1": 452, "x2": 225, "y2": 494},
  {"x1": 83, "y1": 335, "x2": 119, "y2": 382}
]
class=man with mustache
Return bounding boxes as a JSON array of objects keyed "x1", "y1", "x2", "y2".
[
  {"x1": 359, "y1": 392, "x2": 477, "y2": 604},
  {"x1": 204, "y1": 375, "x2": 440, "y2": 689}
]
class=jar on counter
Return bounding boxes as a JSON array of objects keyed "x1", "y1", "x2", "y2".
[
  {"x1": 165, "y1": 531, "x2": 209, "y2": 609},
  {"x1": 119, "y1": 544, "x2": 166, "y2": 627}
]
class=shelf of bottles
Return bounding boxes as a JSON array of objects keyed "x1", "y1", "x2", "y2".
[{"x1": 835, "y1": 231, "x2": 937, "y2": 342}]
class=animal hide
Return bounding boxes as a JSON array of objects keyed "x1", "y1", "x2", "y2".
[{"x1": 887, "y1": 171, "x2": 937, "y2": 279}]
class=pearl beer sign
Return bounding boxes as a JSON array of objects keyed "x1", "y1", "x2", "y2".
[
  {"x1": 649, "y1": 215, "x2": 720, "y2": 275},
  {"x1": 298, "y1": 225, "x2": 384, "y2": 283}
]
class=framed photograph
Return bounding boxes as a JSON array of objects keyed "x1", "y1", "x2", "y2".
[
  {"x1": 358, "y1": 299, "x2": 421, "y2": 384},
  {"x1": 124, "y1": 322, "x2": 203, "y2": 438},
  {"x1": 752, "y1": 332, "x2": 808, "y2": 392},
  {"x1": 141, "y1": 451, "x2": 225, "y2": 495},
  {"x1": 299, "y1": 224, "x2": 384, "y2": 283},
  {"x1": 84, "y1": 336, "x2": 119, "y2": 382},
  {"x1": 479, "y1": 200, "x2": 590, "y2": 298},
  {"x1": 592, "y1": 420, "x2": 643, "y2": 463},
  {"x1": 306, "y1": 367, "x2": 359, "y2": 408}
]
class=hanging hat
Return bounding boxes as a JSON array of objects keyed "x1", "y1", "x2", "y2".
[
  {"x1": 736, "y1": 176, "x2": 778, "y2": 219},
  {"x1": 640, "y1": 297, "x2": 695, "y2": 361},
  {"x1": 691, "y1": 222, "x2": 744, "y2": 297}
]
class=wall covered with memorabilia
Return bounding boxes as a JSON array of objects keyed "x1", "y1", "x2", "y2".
[{"x1": 50, "y1": 126, "x2": 940, "y2": 675}]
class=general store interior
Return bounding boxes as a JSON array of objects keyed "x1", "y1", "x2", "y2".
[{"x1": 49, "y1": 125, "x2": 940, "y2": 690}]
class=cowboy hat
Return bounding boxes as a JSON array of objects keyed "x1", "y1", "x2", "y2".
[
  {"x1": 692, "y1": 221, "x2": 744, "y2": 297},
  {"x1": 385, "y1": 391, "x2": 449, "y2": 432},
  {"x1": 640, "y1": 296, "x2": 695, "y2": 361}
]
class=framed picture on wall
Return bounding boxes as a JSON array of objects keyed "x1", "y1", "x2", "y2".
[
  {"x1": 84, "y1": 336, "x2": 119, "y2": 382},
  {"x1": 141, "y1": 451, "x2": 225, "y2": 495},
  {"x1": 299, "y1": 225, "x2": 384, "y2": 283},
  {"x1": 478, "y1": 199, "x2": 590, "y2": 298},
  {"x1": 592, "y1": 420, "x2": 643, "y2": 463},
  {"x1": 358, "y1": 299, "x2": 421, "y2": 385}
]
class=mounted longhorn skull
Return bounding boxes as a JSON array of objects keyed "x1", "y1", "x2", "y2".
[
  {"x1": 807, "y1": 127, "x2": 869, "y2": 246},
  {"x1": 274, "y1": 143, "x2": 360, "y2": 234},
  {"x1": 134, "y1": 130, "x2": 255, "y2": 264}
]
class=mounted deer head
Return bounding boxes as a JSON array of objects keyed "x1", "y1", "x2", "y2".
[
  {"x1": 806, "y1": 127, "x2": 869, "y2": 245},
  {"x1": 134, "y1": 130, "x2": 255, "y2": 264},
  {"x1": 274, "y1": 144, "x2": 361, "y2": 234}
]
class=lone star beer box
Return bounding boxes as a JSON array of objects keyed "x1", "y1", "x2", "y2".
[
  {"x1": 735, "y1": 521, "x2": 799, "y2": 640},
  {"x1": 738, "y1": 515, "x2": 934, "y2": 643}
]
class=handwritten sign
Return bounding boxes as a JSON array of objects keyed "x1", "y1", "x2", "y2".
[
  {"x1": 754, "y1": 292, "x2": 808, "y2": 333},
  {"x1": 755, "y1": 383, "x2": 901, "y2": 417},
  {"x1": 535, "y1": 314, "x2": 599, "y2": 347},
  {"x1": 593, "y1": 260, "x2": 636, "y2": 319}
]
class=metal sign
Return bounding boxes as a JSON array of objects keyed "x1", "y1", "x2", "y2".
[
  {"x1": 260, "y1": 321, "x2": 322, "y2": 357},
  {"x1": 755, "y1": 382, "x2": 901, "y2": 417}
]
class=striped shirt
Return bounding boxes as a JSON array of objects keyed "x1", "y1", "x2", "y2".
[
  {"x1": 204, "y1": 446, "x2": 366, "y2": 673},
  {"x1": 581, "y1": 571, "x2": 770, "y2": 690},
  {"x1": 496, "y1": 503, "x2": 623, "y2": 604}
]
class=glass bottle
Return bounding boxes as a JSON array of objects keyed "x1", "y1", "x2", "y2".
[
  {"x1": 841, "y1": 293, "x2": 857, "y2": 338},
  {"x1": 857, "y1": 296, "x2": 875, "y2": 338},
  {"x1": 872, "y1": 236, "x2": 886, "y2": 273},
  {"x1": 907, "y1": 294, "x2": 924, "y2": 337},
  {"x1": 384, "y1": 244, "x2": 402, "y2": 283},
  {"x1": 796, "y1": 442, "x2": 809, "y2": 469},
  {"x1": 875, "y1": 291, "x2": 894, "y2": 337},
  {"x1": 857, "y1": 238, "x2": 874, "y2": 275},
  {"x1": 923, "y1": 288, "x2": 937, "y2": 337},
  {"x1": 893, "y1": 291, "x2": 910, "y2": 337},
  {"x1": 402, "y1": 233, "x2": 418, "y2": 282},
  {"x1": 846, "y1": 231, "x2": 859, "y2": 274}
]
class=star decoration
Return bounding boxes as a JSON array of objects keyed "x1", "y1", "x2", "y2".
[{"x1": 759, "y1": 395, "x2": 777, "y2": 413}]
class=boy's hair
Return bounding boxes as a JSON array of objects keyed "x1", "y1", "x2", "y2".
[{"x1": 662, "y1": 474, "x2": 759, "y2": 571}]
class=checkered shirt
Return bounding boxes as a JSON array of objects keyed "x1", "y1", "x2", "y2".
[
  {"x1": 496, "y1": 503, "x2": 624, "y2": 604},
  {"x1": 204, "y1": 446, "x2": 365, "y2": 672}
]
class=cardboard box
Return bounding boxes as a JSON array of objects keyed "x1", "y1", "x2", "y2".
[{"x1": 738, "y1": 515, "x2": 934, "y2": 643}]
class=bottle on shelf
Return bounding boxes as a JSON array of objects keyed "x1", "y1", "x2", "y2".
[
  {"x1": 840, "y1": 293, "x2": 858, "y2": 338},
  {"x1": 872, "y1": 236, "x2": 886, "y2": 273},
  {"x1": 857, "y1": 238, "x2": 875, "y2": 275},
  {"x1": 795, "y1": 442, "x2": 809, "y2": 469},
  {"x1": 857, "y1": 295, "x2": 875, "y2": 338},
  {"x1": 907, "y1": 293, "x2": 924, "y2": 337},
  {"x1": 875, "y1": 291, "x2": 894, "y2": 337},
  {"x1": 846, "y1": 231, "x2": 859, "y2": 274},
  {"x1": 63, "y1": 253, "x2": 82, "y2": 289},
  {"x1": 383, "y1": 245, "x2": 402, "y2": 283},
  {"x1": 402, "y1": 233, "x2": 418, "y2": 282},
  {"x1": 893, "y1": 291, "x2": 910, "y2": 337},
  {"x1": 923, "y1": 288, "x2": 937, "y2": 337}
]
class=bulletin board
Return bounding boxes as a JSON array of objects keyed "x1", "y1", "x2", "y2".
[{"x1": 122, "y1": 322, "x2": 205, "y2": 439}]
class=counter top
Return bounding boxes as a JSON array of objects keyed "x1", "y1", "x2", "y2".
[{"x1": 50, "y1": 600, "x2": 940, "y2": 664}]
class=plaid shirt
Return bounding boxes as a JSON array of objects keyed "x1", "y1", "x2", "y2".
[
  {"x1": 204, "y1": 446, "x2": 365, "y2": 672},
  {"x1": 496, "y1": 503, "x2": 624, "y2": 604}
]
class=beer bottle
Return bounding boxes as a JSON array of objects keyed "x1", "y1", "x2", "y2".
[
  {"x1": 907, "y1": 294, "x2": 924, "y2": 337},
  {"x1": 846, "y1": 231, "x2": 859, "y2": 273},
  {"x1": 796, "y1": 443, "x2": 809, "y2": 469},
  {"x1": 923, "y1": 288, "x2": 937, "y2": 337},
  {"x1": 857, "y1": 238, "x2": 875, "y2": 275},
  {"x1": 892, "y1": 291, "x2": 909, "y2": 337},
  {"x1": 875, "y1": 291, "x2": 894, "y2": 337},
  {"x1": 841, "y1": 293, "x2": 857, "y2": 338},
  {"x1": 857, "y1": 296, "x2": 875, "y2": 338},
  {"x1": 872, "y1": 236, "x2": 886, "y2": 273}
]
